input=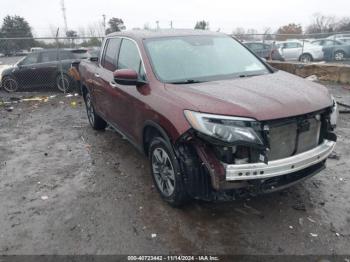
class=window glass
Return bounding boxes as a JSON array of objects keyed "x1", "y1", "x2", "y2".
[
  {"x1": 248, "y1": 43, "x2": 262, "y2": 51},
  {"x1": 145, "y1": 35, "x2": 268, "y2": 83},
  {"x1": 118, "y1": 39, "x2": 142, "y2": 73},
  {"x1": 102, "y1": 38, "x2": 121, "y2": 71},
  {"x1": 285, "y1": 42, "x2": 300, "y2": 48},
  {"x1": 312, "y1": 40, "x2": 322, "y2": 45},
  {"x1": 324, "y1": 40, "x2": 336, "y2": 46},
  {"x1": 21, "y1": 52, "x2": 39, "y2": 65},
  {"x1": 58, "y1": 51, "x2": 74, "y2": 60},
  {"x1": 40, "y1": 51, "x2": 57, "y2": 63}
]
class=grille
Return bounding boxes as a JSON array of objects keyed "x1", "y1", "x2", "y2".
[{"x1": 268, "y1": 118, "x2": 321, "y2": 161}]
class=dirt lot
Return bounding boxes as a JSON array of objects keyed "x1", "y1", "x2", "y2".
[{"x1": 0, "y1": 83, "x2": 350, "y2": 256}]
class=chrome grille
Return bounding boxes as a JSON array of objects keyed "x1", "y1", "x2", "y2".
[{"x1": 267, "y1": 117, "x2": 321, "y2": 161}]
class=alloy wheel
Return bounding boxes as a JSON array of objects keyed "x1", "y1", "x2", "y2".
[
  {"x1": 85, "y1": 93, "x2": 95, "y2": 126},
  {"x1": 57, "y1": 75, "x2": 70, "y2": 92},
  {"x1": 334, "y1": 52, "x2": 344, "y2": 61},
  {"x1": 151, "y1": 147, "x2": 176, "y2": 197},
  {"x1": 2, "y1": 78, "x2": 18, "y2": 92}
]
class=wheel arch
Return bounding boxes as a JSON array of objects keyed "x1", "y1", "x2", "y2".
[
  {"x1": 142, "y1": 120, "x2": 174, "y2": 156},
  {"x1": 81, "y1": 83, "x2": 89, "y2": 98},
  {"x1": 299, "y1": 52, "x2": 313, "y2": 61}
]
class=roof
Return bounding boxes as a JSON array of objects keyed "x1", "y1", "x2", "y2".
[{"x1": 106, "y1": 29, "x2": 225, "y2": 40}]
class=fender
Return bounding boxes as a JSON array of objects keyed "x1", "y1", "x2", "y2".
[{"x1": 142, "y1": 120, "x2": 175, "y2": 155}]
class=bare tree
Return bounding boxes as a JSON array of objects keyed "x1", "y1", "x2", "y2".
[
  {"x1": 143, "y1": 23, "x2": 151, "y2": 30},
  {"x1": 78, "y1": 27, "x2": 86, "y2": 38},
  {"x1": 336, "y1": 17, "x2": 350, "y2": 32},
  {"x1": 86, "y1": 22, "x2": 104, "y2": 37},
  {"x1": 306, "y1": 13, "x2": 336, "y2": 34},
  {"x1": 232, "y1": 27, "x2": 246, "y2": 40}
]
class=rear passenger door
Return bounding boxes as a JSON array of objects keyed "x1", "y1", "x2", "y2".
[
  {"x1": 36, "y1": 51, "x2": 59, "y2": 87},
  {"x1": 94, "y1": 38, "x2": 121, "y2": 120},
  {"x1": 109, "y1": 38, "x2": 146, "y2": 137}
]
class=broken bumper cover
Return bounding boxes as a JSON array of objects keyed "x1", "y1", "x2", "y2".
[{"x1": 225, "y1": 139, "x2": 336, "y2": 181}]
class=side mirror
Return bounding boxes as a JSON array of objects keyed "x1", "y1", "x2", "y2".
[
  {"x1": 113, "y1": 69, "x2": 147, "y2": 86},
  {"x1": 89, "y1": 56, "x2": 98, "y2": 62}
]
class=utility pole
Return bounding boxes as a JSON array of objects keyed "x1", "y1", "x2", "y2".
[
  {"x1": 60, "y1": 0, "x2": 68, "y2": 36},
  {"x1": 156, "y1": 20, "x2": 160, "y2": 30},
  {"x1": 170, "y1": 21, "x2": 173, "y2": 29},
  {"x1": 102, "y1": 14, "x2": 106, "y2": 36}
]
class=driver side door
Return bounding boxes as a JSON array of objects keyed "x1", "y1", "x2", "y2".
[
  {"x1": 13, "y1": 52, "x2": 40, "y2": 87},
  {"x1": 281, "y1": 42, "x2": 302, "y2": 60}
]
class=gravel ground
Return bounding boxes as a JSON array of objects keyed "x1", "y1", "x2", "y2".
[{"x1": 0, "y1": 83, "x2": 349, "y2": 256}]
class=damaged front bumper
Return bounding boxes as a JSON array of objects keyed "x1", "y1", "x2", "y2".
[
  {"x1": 224, "y1": 139, "x2": 335, "y2": 181},
  {"x1": 176, "y1": 108, "x2": 337, "y2": 200}
]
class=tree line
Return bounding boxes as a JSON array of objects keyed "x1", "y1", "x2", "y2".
[
  {"x1": 0, "y1": 15, "x2": 126, "y2": 54},
  {"x1": 230, "y1": 13, "x2": 350, "y2": 41},
  {"x1": 1, "y1": 13, "x2": 350, "y2": 54}
]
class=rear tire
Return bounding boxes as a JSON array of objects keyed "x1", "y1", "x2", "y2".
[
  {"x1": 2, "y1": 77, "x2": 19, "y2": 92},
  {"x1": 56, "y1": 74, "x2": 72, "y2": 93},
  {"x1": 84, "y1": 91, "x2": 107, "y2": 130},
  {"x1": 299, "y1": 53, "x2": 313, "y2": 63},
  {"x1": 334, "y1": 50, "x2": 345, "y2": 61},
  {"x1": 149, "y1": 137, "x2": 189, "y2": 207}
]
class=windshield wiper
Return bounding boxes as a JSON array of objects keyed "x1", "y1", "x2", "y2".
[
  {"x1": 169, "y1": 79, "x2": 204, "y2": 84},
  {"x1": 239, "y1": 72, "x2": 268, "y2": 78},
  {"x1": 239, "y1": 74, "x2": 258, "y2": 78}
]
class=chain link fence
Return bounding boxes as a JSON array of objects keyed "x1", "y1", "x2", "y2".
[
  {"x1": 0, "y1": 36, "x2": 103, "y2": 93},
  {"x1": 232, "y1": 31, "x2": 350, "y2": 64}
]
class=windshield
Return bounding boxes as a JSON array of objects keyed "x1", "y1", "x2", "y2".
[{"x1": 144, "y1": 35, "x2": 269, "y2": 83}]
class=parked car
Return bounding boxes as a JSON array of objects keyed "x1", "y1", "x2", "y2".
[
  {"x1": 243, "y1": 41, "x2": 284, "y2": 61},
  {"x1": 327, "y1": 33, "x2": 350, "y2": 40},
  {"x1": 244, "y1": 42, "x2": 272, "y2": 59},
  {"x1": 68, "y1": 47, "x2": 101, "y2": 89},
  {"x1": 0, "y1": 48, "x2": 89, "y2": 92},
  {"x1": 338, "y1": 37, "x2": 350, "y2": 44},
  {"x1": 0, "y1": 53, "x2": 4, "y2": 57},
  {"x1": 275, "y1": 40, "x2": 324, "y2": 62},
  {"x1": 311, "y1": 39, "x2": 350, "y2": 61},
  {"x1": 30, "y1": 47, "x2": 44, "y2": 53},
  {"x1": 79, "y1": 29, "x2": 337, "y2": 206},
  {"x1": 14, "y1": 49, "x2": 29, "y2": 56}
]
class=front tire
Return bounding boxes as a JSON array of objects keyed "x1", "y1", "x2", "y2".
[
  {"x1": 84, "y1": 91, "x2": 107, "y2": 130},
  {"x1": 149, "y1": 137, "x2": 189, "y2": 206},
  {"x1": 299, "y1": 53, "x2": 313, "y2": 63},
  {"x1": 2, "y1": 77, "x2": 19, "y2": 92}
]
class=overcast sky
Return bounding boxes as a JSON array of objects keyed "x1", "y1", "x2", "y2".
[{"x1": 1, "y1": 0, "x2": 349, "y2": 36}]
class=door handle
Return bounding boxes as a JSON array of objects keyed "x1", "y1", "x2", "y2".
[
  {"x1": 94, "y1": 73, "x2": 100, "y2": 78},
  {"x1": 109, "y1": 81, "x2": 117, "y2": 88}
]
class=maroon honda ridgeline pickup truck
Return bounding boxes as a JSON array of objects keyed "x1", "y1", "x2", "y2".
[{"x1": 79, "y1": 29, "x2": 338, "y2": 206}]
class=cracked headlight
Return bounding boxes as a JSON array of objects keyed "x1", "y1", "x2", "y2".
[
  {"x1": 184, "y1": 110, "x2": 264, "y2": 146},
  {"x1": 330, "y1": 95, "x2": 338, "y2": 128}
]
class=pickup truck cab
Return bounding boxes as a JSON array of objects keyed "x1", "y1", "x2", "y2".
[{"x1": 79, "y1": 29, "x2": 337, "y2": 206}]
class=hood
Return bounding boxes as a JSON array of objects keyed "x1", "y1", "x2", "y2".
[
  {"x1": 0, "y1": 65, "x2": 14, "y2": 76},
  {"x1": 165, "y1": 71, "x2": 332, "y2": 121}
]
